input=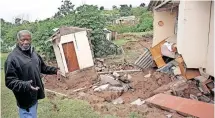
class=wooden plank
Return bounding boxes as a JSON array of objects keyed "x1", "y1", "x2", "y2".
[
  {"x1": 146, "y1": 93, "x2": 214, "y2": 118},
  {"x1": 150, "y1": 40, "x2": 166, "y2": 68}
]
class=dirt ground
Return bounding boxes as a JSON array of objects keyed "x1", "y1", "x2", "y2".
[{"x1": 43, "y1": 37, "x2": 195, "y2": 118}]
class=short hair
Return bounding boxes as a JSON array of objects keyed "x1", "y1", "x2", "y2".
[{"x1": 17, "y1": 30, "x2": 32, "y2": 40}]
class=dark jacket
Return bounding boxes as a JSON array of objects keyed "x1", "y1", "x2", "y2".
[{"x1": 4, "y1": 46, "x2": 57, "y2": 109}]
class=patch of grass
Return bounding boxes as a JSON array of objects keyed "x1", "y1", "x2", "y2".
[
  {"x1": 1, "y1": 53, "x2": 116, "y2": 118},
  {"x1": 113, "y1": 38, "x2": 136, "y2": 46},
  {"x1": 122, "y1": 31, "x2": 153, "y2": 37}
]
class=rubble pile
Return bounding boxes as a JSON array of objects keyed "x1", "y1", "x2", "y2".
[{"x1": 93, "y1": 71, "x2": 133, "y2": 103}]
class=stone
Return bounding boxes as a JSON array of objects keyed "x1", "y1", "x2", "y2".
[
  {"x1": 144, "y1": 73, "x2": 151, "y2": 78},
  {"x1": 108, "y1": 86, "x2": 124, "y2": 92},
  {"x1": 166, "y1": 114, "x2": 172, "y2": 118},
  {"x1": 95, "y1": 67, "x2": 102, "y2": 71},
  {"x1": 127, "y1": 74, "x2": 132, "y2": 80},
  {"x1": 100, "y1": 75, "x2": 121, "y2": 86},
  {"x1": 130, "y1": 98, "x2": 145, "y2": 105},
  {"x1": 94, "y1": 84, "x2": 110, "y2": 92},
  {"x1": 113, "y1": 71, "x2": 120, "y2": 78},
  {"x1": 112, "y1": 97, "x2": 124, "y2": 104},
  {"x1": 190, "y1": 94, "x2": 198, "y2": 101}
]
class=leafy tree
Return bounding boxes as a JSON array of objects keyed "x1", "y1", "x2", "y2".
[
  {"x1": 119, "y1": 4, "x2": 132, "y2": 16},
  {"x1": 129, "y1": 4, "x2": 132, "y2": 8},
  {"x1": 140, "y1": 3, "x2": 145, "y2": 7},
  {"x1": 100, "y1": 6, "x2": 104, "y2": 10},
  {"x1": 15, "y1": 18, "x2": 21, "y2": 25},
  {"x1": 112, "y1": 5, "x2": 117, "y2": 10},
  {"x1": 54, "y1": 0, "x2": 75, "y2": 17}
]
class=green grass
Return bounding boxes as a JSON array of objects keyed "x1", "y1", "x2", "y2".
[
  {"x1": 122, "y1": 31, "x2": 153, "y2": 37},
  {"x1": 113, "y1": 38, "x2": 135, "y2": 46},
  {"x1": 1, "y1": 53, "x2": 117, "y2": 118}
]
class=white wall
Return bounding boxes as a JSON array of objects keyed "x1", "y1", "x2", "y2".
[
  {"x1": 206, "y1": 2, "x2": 214, "y2": 76},
  {"x1": 177, "y1": 1, "x2": 211, "y2": 68},
  {"x1": 74, "y1": 31, "x2": 94, "y2": 69},
  {"x1": 59, "y1": 31, "x2": 94, "y2": 72},
  {"x1": 52, "y1": 41, "x2": 66, "y2": 76},
  {"x1": 152, "y1": 10, "x2": 177, "y2": 46}
]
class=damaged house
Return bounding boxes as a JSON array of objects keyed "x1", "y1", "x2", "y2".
[
  {"x1": 50, "y1": 27, "x2": 94, "y2": 76},
  {"x1": 148, "y1": 0, "x2": 214, "y2": 78}
]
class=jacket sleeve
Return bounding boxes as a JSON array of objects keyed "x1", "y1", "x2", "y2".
[
  {"x1": 37, "y1": 54, "x2": 58, "y2": 75},
  {"x1": 4, "y1": 60, "x2": 31, "y2": 92}
]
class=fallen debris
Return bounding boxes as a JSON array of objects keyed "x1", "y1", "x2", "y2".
[
  {"x1": 166, "y1": 114, "x2": 172, "y2": 118},
  {"x1": 130, "y1": 98, "x2": 145, "y2": 105},
  {"x1": 144, "y1": 73, "x2": 151, "y2": 78},
  {"x1": 94, "y1": 84, "x2": 110, "y2": 92},
  {"x1": 146, "y1": 93, "x2": 214, "y2": 118},
  {"x1": 100, "y1": 75, "x2": 121, "y2": 86},
  {"x1": 112, "y1": 97, "x2": 124, "y2": 104}
]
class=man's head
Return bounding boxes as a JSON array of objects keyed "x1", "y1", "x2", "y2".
[{"x1": 17, "y1": 30, "x2": 32, "y2": 51}]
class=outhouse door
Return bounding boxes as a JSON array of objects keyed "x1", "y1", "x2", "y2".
[{"x1": 62, "y1": 41, "x2": 79, "y2": 72}]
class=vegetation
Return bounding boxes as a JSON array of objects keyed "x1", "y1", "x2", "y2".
[{"x1": 1, "y1": 0, "x2": 152, "y2": 59}]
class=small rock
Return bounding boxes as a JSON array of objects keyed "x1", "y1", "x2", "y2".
[
  {"x1": 94, "y1": 84, "x2": 110, "y2": 92},
  {"x1": 96, "y1": 58, "x2": 104, "y2": 62},
  {"x1": 100, "y1": 75, "x2": 121, "y2": 86},
  {"x1": 95, "y1": 67, "x2": 102, "y2": 72},
  {"x1": 127, "y1": 74, "x2": 132, "y2": 80},
  {"x1": 166, "y1": 114, "x2": 172, "y2": 118},
  {"x1": 112, "y1": 97, "x2": 124, "y2": 104},
  {"x1": 122, "y1": 84, "x2": 130, "y2": 92},
  {"x1": 130, "y1": 99, "x2": 145, "y2": 105},
  {"x1": 190, "y1": 94, "x2": 198, "y2": 100},
  {"x1": 196, "y1": 93, "x2": 202, "y2": 97},
  {"x1": 113, "y1": 71, "x2": 120, "y2": 78},
  {"x1": 157, "y1": 79, "x2": 163, "y2": 85},
  {"x1": 144, "y1": 73, "x2": 151, "y2": 78},
  {"x1": 108, "y1": 86, "x2": 124, "y2": 92}
]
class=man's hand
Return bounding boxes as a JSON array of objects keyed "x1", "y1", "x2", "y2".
[{"x1": 26, "y1": 80, "x2": 40, "y2": 91}]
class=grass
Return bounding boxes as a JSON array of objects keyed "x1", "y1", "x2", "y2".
[
  {"x1": 1, "y1": 53, "x2": 117, "y2": 118},
  {"x1": 113, "y1": 38, "x2": 136, "y2": 46}
]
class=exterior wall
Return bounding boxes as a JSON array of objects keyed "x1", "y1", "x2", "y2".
[
  {"x1": 152, "y1": 10, "x2": 177, "y2": 46},
  {"x1": 177, "y1": 1, "x2": 211, "y2": 68},
  {"x1": 206, "y1": 2, "x2": 214, "y2": 76},
  {"x1": 106, "y1": 33, "x2": 111, "y2": 40},
  {"x1": 59, "y1": 31, "x2": 94, "y2": 72},
  {"x1": 52, "y1": 41, "x2": 66, "y2": 76}
]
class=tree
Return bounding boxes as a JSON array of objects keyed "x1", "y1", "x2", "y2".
[
  {"x1": 54, "y1": 0, "x2": 75, "y2": 17},
  {"x1": 140, "y1": 3, "x2": 145, "y2": 7},
  {"x1": 112, "y1": 5, "x2": 117, "y2": 10},
  {"x1": 129, "y1": 4, "x2": 132, "y2": 8},
  {"x1": 75, "y1": 5, "x2": 121, "y2": 57},
  {"x1": 100, "y1": 6, "x2": 104, "y2": 10},
  {"x1": 119, "y1": 4, "x2": 132, "y2": 16},
  {"x1": 15, "y1": 18, "x2": 21, "y2": 25}
]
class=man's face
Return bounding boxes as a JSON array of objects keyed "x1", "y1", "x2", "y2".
[{"x1": 18, "y1": 33, "x2": 32, "y2": 51}]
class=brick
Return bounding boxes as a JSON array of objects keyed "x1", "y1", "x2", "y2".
[{"x1": 146, "y1": 93, "x2": 214, "y2": 118}]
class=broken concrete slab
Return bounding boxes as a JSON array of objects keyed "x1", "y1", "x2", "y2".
[
  {"x1": 100, "y1": 75, "x2": 121, "y2": 86},
  {"x1": 130, "y1": 98, "x2": 145, "y2": 105},
  {"x1": 108, "y1": 86, "x2": 124, "y2": 92},
  {"x1": 94, "y1": 84, "x2": 110, "y2": 92},
  {"x1": 146, "y1": 93, "x2": 214, "y2": 118},
  {"x1": 112, "y1": 97, "x2": 124, "y2": 104}
]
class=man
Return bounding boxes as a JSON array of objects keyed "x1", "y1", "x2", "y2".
[{"x1": 4, "y1": 30, "x2": 60, "y2": 118}]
